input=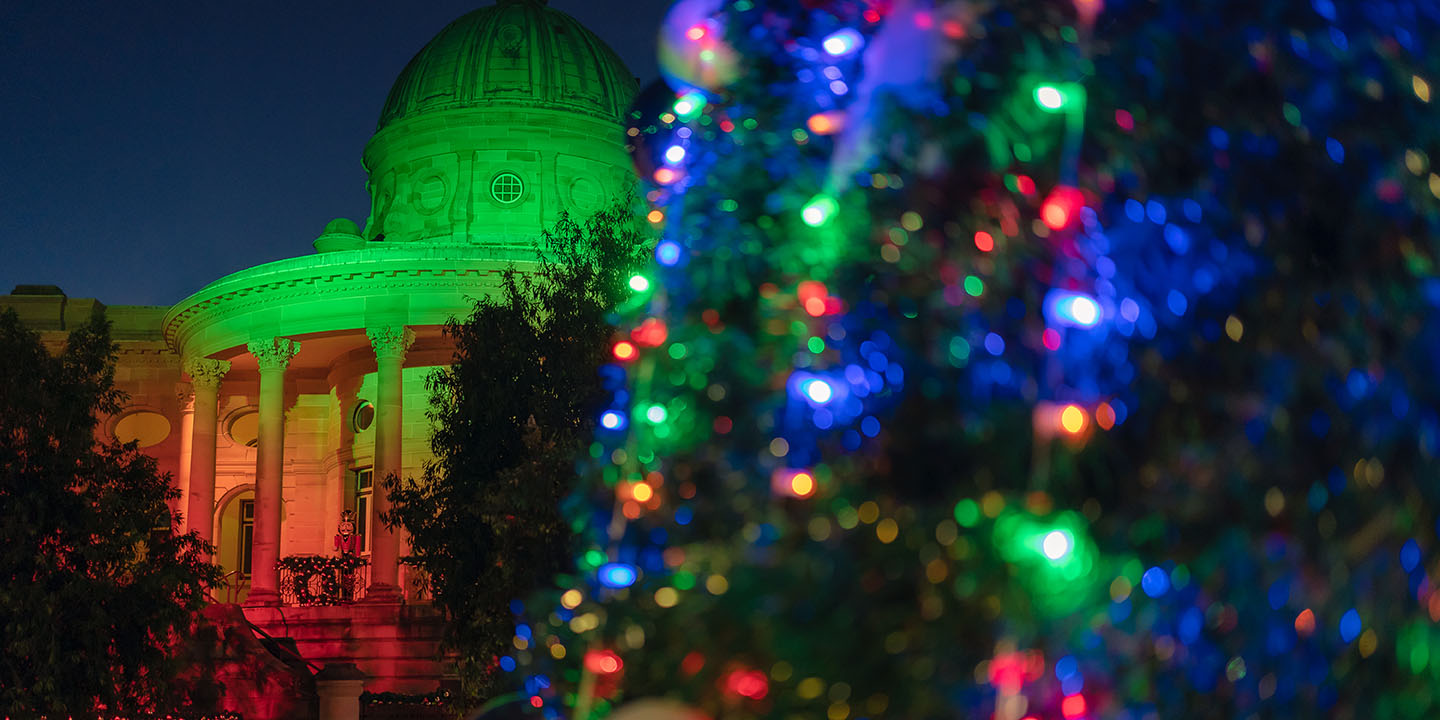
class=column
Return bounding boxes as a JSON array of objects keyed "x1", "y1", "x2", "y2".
[
  {"x1": 174, "y1": 385, "x2": 196, "y2": 532},
  {"x1": 245, "y1": 337, "x2": 300, "y2": 606},
  {"x1": 183, "y1": 358, "x2": 230, "y2": 550},
  {"x1": 365, "y1": 325, "x2": 414, "y2": 601}
]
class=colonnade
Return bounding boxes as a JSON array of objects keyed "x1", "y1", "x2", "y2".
[{"x1": 179, "y1": 326, "x2": 414, "y2": 606}]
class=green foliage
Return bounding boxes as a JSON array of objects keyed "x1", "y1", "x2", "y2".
[
  {"x1": 0, "y1": 308, "x2": 221, "y2": 714},
  {"x1": 386, "y1": 200, "x2": 649, "y2": 703}
]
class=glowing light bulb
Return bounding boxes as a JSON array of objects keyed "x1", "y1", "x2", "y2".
[
  {"x1": 1060, "y1": 405, "x2": 1086, "y2": 434},
  {"x1": 612, "y1": 341, "x2": 637, "y2": 361},
  {"x1": 1042, "y1": 530, "x2": 1073, "y2": 560},
  {"x1": 790, "y1": 472, "x2": 815, "y2": 497},
  {"x1": 645, "y1": 404, "x2": 668, "y2": 424},
  {"x1": 655, "y1": 241, "x2": 682, "y2": 266},
  {"x1": 802, "y1": 194, "x2": 838, "y2": 227},
  {"x1": 629, "y1": 274, "x2": 651, "y2": 292},
  {"x1": 632, "y1": 318, "x2": 668, "y2": 347},
  {"x1": 599, "y1": 410, "x2": 627, "y2": 430},
  {"x1": 598, "y1": 562, "x2": 637, "y2": 588},
  {"x1": 631, "y1": 482, "x2": 654, "y2": 502},
  {"x1": 585, "y1": 649, "x2": 624, "y2": 674},
  {"x1": 1041, "y1": 186, "x2": 1085, "y2": 230},
  {"x1": 1034, "y1": 84, "x2": 1066, "y2": 111},
  {"x1": 664, "y1": 144, "x2": 686, "y2": 164},
  {"x1": 821, "y1": 28, "x2": 863, "y2": 57},
  {"x1": 685, "y1": 24, "x2": 707, "y2": 41},
  {"x1": 803, "y1": 379, "x2": 833, "y2": 404},
  {"x1": 806, "y1": 111, "x2": 844, "y2": 135},
  {"x1": 1066, "y1": 295, "x2": 1099, "y2": 326},
  {"x1": 673, "y1": 92, "x2": 706, "y2": 120},
  {"x1": 724, "y1": 668, "x2": 770, "y2": 700},
  {"x1": 1046, "y1": 290, "x2": 1102, "y2": 329}
]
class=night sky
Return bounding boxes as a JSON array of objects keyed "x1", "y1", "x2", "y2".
[{"x1": 0, "y1": 0, "x2": 669, "y2": 306}]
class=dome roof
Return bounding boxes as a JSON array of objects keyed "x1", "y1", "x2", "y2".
[{"x1": 377, "y1": 0, "x2": 637, "y2": 131}]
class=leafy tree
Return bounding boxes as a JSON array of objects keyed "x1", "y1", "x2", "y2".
[
  {"x1": 0, "y1": 308, "x2": 220, "y2": 714},
  {"x1": 386, "y1": 200, "x2": 649, "y2": 703}
]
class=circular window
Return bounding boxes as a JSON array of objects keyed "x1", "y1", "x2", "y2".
[
  {"x1": 491, "y1": 172, "x2": 524, "y2": 205},
  {"x1": 227, "y1": 411, "x2": 259, "y2": 448},
  {"x1": 113, "y1": 411, "x2": 171, "y2": 448},
  {"x1": 352, "y1": 400, "x2": 375, "y2": 433}
]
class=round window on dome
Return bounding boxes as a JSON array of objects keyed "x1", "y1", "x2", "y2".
[{"x1": 491, "y1": 172, "x2": 524, "y2": 205}]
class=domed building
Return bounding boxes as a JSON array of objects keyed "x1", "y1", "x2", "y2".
[{"x1": 1, "y1": 1, "x2": 636, "y2": 714}]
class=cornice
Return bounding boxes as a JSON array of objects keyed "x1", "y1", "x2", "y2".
[{"x1": 163, "y1": 246, "x2": 533, "y2": 356}]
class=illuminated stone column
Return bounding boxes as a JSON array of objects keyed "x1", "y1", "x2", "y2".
[
  {"x1": 365, "y1": 325, "x2": 413, "y2": 601},
  {"x1": 183, "y1": 358, "x2": 230, "y2": 549},
  {"x1": 174, "y1": 386, "x2": 196, "y2": 532},
  {"x1": 246, "y1": 337, "x2": 301, "y2": 606}
]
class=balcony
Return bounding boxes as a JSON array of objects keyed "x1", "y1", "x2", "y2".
[{"x1": 276, "y1": 555, "x2": 370, "y2": 606}]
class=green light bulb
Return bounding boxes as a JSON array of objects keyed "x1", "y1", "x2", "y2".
[
  {"x1": 628, "y1": 274, "x2": 651, "y2": 292},
  {"x1": 802, "y1": 194, "x2": 838, "y2": 227},
  {"x1": 1034, "y1": 84, "x2": 1067, "y2": 112}
]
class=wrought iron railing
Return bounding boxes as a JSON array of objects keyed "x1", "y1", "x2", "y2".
[
  {"x1": 217, "y1": 569, "x2": 247, "y2": 604},
  {"x1": 276, "y1": 555, "x2": 369, "y2": 606}
]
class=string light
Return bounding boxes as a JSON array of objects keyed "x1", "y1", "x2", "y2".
[
  {"x1": 821, "y1": 28, "x2": 863, "y2": 57},
  {"x1": 1045, "y1": 290, "x2": 1102, "y2": 328},
  {"x1": 1059, "y1": 405, "x2": 1087, "y2": 434},
  {"x1": 1034, "y1": 84, "x2": 1067, "y2": 111},
  {"x1": 1041, "y1": 186, "x2": 1085, "y2": 230},
  {"x1": 1042, "y1": 529, "x2": 1074, "y2": 561},
  {"x1": 801, "y1": 194, "x2": 838, "y2": 227},
  {"x1": 655, "y1": 240, "x2": 682, "y2": 266},
  {"x1": 584, "y1": 649, "x2": 624, "y2": 674},
  {"x1": 597, "y1": 563, "x2": 637, "y2": 589}
]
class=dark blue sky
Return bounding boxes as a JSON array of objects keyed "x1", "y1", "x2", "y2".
[{"x1": 0, "y1": 0, "x2": 668, "y2": 306}]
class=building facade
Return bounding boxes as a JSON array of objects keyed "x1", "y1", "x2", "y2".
[{"x1": 2, "y1": 0, "x2": 636, "y2": 709}]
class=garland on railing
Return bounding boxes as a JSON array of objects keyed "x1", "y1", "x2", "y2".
[
  {"x1": 276, "y1": 555, "x2": 368, "y2": 605},
  {"x1": 361, "y1": 689, "x2": 453, "y2": 707}
]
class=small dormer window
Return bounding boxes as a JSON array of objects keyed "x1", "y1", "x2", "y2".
[{"x1": 491, "y1": 172, "x2": 524, "y2": 205}]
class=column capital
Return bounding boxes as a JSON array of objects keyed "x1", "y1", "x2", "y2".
[
  {"x1": 366, "y1": 326, "x2": 415, "y2": 362},
  {"x1": 182, "y1": 357, "x2": 232, "y2": 390},
  {"x1": 248, "y1": 337, "x2": 301, "y2": 372}
]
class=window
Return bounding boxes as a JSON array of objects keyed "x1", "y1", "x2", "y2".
[
  {"x1": 355, "y1": 468, "x2": 374, "y2": 553},
  {"x1": 352, "y1": 400, "x2": 375, "y2": 432},
  {"x1": 239, "y1": 499, "x2": 255, "y2": 577},
  {"x1": 491, "y1": 172, "x2": 524, "y2": 205},
  {"x1": 227, "y1": 410, "x2": 259, "y2": 448}
]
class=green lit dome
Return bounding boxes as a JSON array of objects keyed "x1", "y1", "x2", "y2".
[
  {"x1": 360, "y1": 0, "x2": 638, "y2": 251},
  {"x1": 377, "y1": 0, "x2": 637, "y2": 130}
]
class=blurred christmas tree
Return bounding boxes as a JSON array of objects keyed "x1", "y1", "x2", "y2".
[{"x1": 493, "y1": 1, "x2": 1440, "y2": 718}]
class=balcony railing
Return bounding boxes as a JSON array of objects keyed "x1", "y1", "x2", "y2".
[{"x1": 277, "y1": 555, "x2": 369, "y2": 606}]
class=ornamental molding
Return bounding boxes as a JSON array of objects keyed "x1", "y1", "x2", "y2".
[
  {"x1": 113, "y1": 352, "x2": 183, "y2": 368},
  {"x1": 248, "y1": 338, "x2": 301, "y2": 372},
  {"x1": 176, "y1": 384, "x2": 196, "y2": 413},
  {"x1": 163, "y1": 257, "x2": 518, "y2": 353},
  {"x1": 367, "y1": 326, "x2": 416, "y2": 361},
  {"x1": 183, "y1": 358, "x2": 232, "y2": 390}
]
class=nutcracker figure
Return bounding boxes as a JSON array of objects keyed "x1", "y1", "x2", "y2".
[
  {"x1": 334, "y1": 510, "x2": 359, "y2": 601},
  {"x1": 334, "y1": 510, "x2": 359, "y2": 555}
]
